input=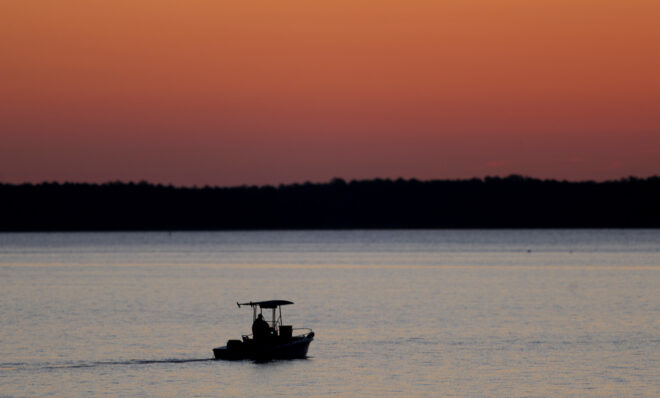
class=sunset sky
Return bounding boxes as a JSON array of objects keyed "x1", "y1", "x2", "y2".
[{"x1": 1, "y1": 1, "x2": 659, "y2": 186}]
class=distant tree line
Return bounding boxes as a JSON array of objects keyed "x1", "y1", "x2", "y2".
[{"x1": 1, "y1": 175, "x2": 659, "y2": 231}]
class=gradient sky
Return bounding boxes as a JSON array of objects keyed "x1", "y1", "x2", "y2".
[{"x1": 1, "y1": 1, "x2": 659, "y2": 186}]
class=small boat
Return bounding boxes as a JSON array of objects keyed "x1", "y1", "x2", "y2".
[{"x1": 213, "y1": 300, "x2": 314, "y2": 360}]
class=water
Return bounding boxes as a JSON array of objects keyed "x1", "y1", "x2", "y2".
[{"x1": 1, "y1": 230, "x2": 659, "y2": 397}]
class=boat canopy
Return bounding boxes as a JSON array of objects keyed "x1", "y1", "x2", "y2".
[{"x1": 237, "y1": 300, "x2": 294, "y2": 309}]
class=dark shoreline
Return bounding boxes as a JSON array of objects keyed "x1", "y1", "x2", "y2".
[{"x1": 2, "y1": 175, "x2": 659, "y2": 231}]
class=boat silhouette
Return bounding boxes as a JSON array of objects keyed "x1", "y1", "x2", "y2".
[{"x1": 213, "y1": 300, "x2": 314, "y2": 360}]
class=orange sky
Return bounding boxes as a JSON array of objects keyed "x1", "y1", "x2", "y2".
[{"x1": 1, "y1": 1, "x2": 659, "y2": 185}]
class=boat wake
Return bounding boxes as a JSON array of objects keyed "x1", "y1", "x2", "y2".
[{"x1": 2, "y1": 358, "x2": 215, "y2": 371}]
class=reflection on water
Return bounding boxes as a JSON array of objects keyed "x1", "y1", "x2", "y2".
[{"x1": 0, "y1": 230, "x2": 659, "y2": 397}]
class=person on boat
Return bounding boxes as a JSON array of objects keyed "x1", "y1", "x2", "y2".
[{"x1": 252, "y1": 313, "x2": 270, "y2": 341}]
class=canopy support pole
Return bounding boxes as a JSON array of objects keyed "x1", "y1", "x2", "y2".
[{"x1": 272, "y1": 308, "x2": 276, "y2": 329}]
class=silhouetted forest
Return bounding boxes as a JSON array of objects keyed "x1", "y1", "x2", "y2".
[{"x1": 1, "y1": 175, "x2": 659, "y2": 231}]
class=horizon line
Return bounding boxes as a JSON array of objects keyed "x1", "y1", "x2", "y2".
[{"x1": 2, "y1": 174, "x2": 659, "y2": 190}]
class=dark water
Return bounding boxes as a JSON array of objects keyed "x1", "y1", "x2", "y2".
[{"x1": 1, "y1": 230, "x2": 659, "y2": 397}]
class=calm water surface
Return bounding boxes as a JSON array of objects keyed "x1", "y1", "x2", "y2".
[{"x1": 1, "y1": 230, "x2": 659, "y2": 397}]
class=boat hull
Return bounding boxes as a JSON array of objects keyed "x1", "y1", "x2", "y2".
[{"x1": 213, "y1": 333, "x2": 314, "y2": 360}]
